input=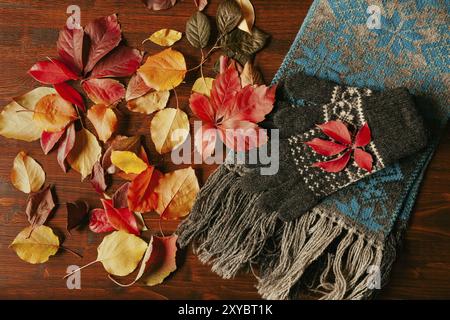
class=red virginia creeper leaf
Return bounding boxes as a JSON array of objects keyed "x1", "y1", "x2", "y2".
[
  {"x1": 28, "y1": 59, "x2": 79, "y2": 84},
  {"x1": 40, "y1": 129, "x2": 65, "y2": 155},
  {"x1": 194, "y1": 123, "x2": 218, "y2": 159},
  {"x1": 57, "y1": 27, "x2": 84, "y2": 74},
  {"x1": 101, "y1": 199, "x2": 139, "y2": 235},
  {"x1": 354, "y1": 123, "x2": 371, "y2": 147},
  {"x1": 84, "y1": 14, "x2": 121, "y2": 74},
  {"x1": 54, "y1": 82, "x2": 86, "y2": 112},
  {"x1": 89, "y1": 208, "x2": 114, "y2": 233},
  {"x1": 57, "y1": 122, "x2": 76, "y2": 172},
  {"x1": 305, "y1": 138, "x2": 347, "y2": 157},
  {"x1": 219, "y1": 120, "x2": 268, "y2": 152},
  {"x1": 90, "y1": 46, "x2": 143, "y2": 78},
  {"x1": 189, "y1": 92, "x2": 216, "y2": 123},
  {"x1": 317, "y1": 120, "x2": 352, "y2": 145},
  {"x1": 112, "y1": 182, "x2": 130, "y2": 208},
  {"x1": 82, "y1": 78, "x2": 125, "y2": 105},
  {"x1": 126, "y1": 73, "x2": 152, "y2": 101},
  {"x1": 66, "y1": 200, "x2": 89, "y2": 232},
  {"x1": 127, "y1": 166, "x2": 161, "y2": 213},
  {"x1": 90, "y1": 161, "x2": 107, "y2": 194},
  {"x1": 210, "y1": 63, "x2": 241, "y2": 119},
  {"x1": 354, "y1": 148, "x2": 373, "y2": 172},
  {"x1": 313, "y1": 150, "x2": 351, "y2": 173}
]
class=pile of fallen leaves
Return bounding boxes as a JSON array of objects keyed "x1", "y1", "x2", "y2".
[{"x1": 0, "y1": 0, "x2": 275, "y2": 289}]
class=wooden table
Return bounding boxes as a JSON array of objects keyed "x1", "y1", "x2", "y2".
[{"x1": 0, "y1": 0, "x2": 448, "y2": 300}]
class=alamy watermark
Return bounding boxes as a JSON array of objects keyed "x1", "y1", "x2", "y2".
[
  {"x1": 66, "y1": 265, "x2": 81, "y2": 289},
  {"x1": 366, "y1": 5, "x2": 381, "y2": 30},
  {"x1": 366, "y1": 265, "x2": 381, "y2": 289},
  {"x1": 66, "y1": 5, "x2": 81, "y2": 30}
]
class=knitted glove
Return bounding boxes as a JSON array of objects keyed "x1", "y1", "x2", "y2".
[{"x1": 239, "y1": 72, "x2": 428, "y2": 222}]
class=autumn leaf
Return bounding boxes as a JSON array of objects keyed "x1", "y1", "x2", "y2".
[
  {"x1": 155, "y1": 167, "x2": 199, "y2": 219},
  {"x1": 101, "y1": 199, "x2": 140, "y2": 235},
  {"x1": 150, "y1": 108, "x2": 190, "y2": 154},
  {"x1": 26, "y1": 185, "x2": 55, "y2": 230},
  {"x1": 186, "y1": 12, "x2": 211, "y2": 49},
  {"x1": 236, "y1": 0, "x2": 255, "y2": 34},
  {"x1": 54, "y1": 82, "x2": 86, "y2": 112},
  {"x1": 57, "y1": 26, "x2": 84, "y2": 74},
  {"x1": 102, "y1": 135, "x2": 142, "y2": 173},
  {"x1": 40, "y1": 129, "x2": 65, "y2": 155},
  {"x1": 128, "y1": 166, "x2": 162, "y2": 213},
  {"x1": 67, "y1": 128, "x2": 102, "y2": 180},
  {"x1": 126, "y1": 73, "x2": 152, "y2": 101},
  {"x1": 194, "y1": 0, "x2": 208, "y2": 11},
  {"x1": 0, "y1": 87, "x2": 55, "y2": 142},
  {"x1": 10, "y1": 225, "x2": 59, "y2": 264},
  {"x1": 11, "y1": 151, "x2": 45, "y2": 194},
  {"x1": 84, "y1": 14, "x2": 121, "y2": 74},
  {"x1": 66, "y1": 200, "x2": 89, "y2": 232},
  {"x1": 57, "y1": 123, "x2": 76, "y2": 172},
  {"x1": 90, "y1": 161, "x2": 107, "y2": 194},
  {"x1": 138, "y1": 48, "x2": 187, "y2": 91},
  {"x1": 28, "y1": 58, "x2": 79, "y2": 84},
  {"x1": 240, "y1": 60, "x2": 264, "y2": 87},
  {"x1": 127, "y1": 90, "x2": 170, "y2": 114},
  {"x1": 141, "y1": 235, "x2": 177, "y2": 286},
  {"x1": 82, "y1": 78, "x2": 125, "y2": 105},
  {"x1": 90, "y1": 46, "x2": 143, "y2": 78},
  {"x1": 33, "y1": 93, "x2": 77, "y2": 132},
  {"x1": 111, "y1": 151, "x2": 148, "y2": 174},
  {"x1": 216, "y1": 0, "x2": 242, "y2": 34},
  {"x1": 146, "y1": 29, "x2": 182, "y2": 47},
  {"x1": 89, "y1": 208, "x2": 114, "y2": 233},
  {"x1": 87, "y1": 104, "x2": 118, "y2": 142},
  {"x1": 112, "y1": 182, "x2": 130, "y2": 208},
  {"x1": 192, "y1": 77, "x2": 214, "y2": 97},
  {"x1": 143, "y1": 0, "x2": 177, "y2": 11}
]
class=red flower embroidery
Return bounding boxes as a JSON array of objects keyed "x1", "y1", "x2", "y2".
[{"x1": 305, "y1": 120, "x2": 373, "y2": 173}]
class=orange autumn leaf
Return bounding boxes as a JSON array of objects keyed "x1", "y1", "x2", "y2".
[
  {"x1": 127, "y1": 166, "x2": 162, "y2": 213},
  {"x1": 33, "y1": 93, "x2": 77, "y2": 132},
  {"x1": 137, "y1": 48, "x2": 186, "y2": 91},
  {"x1": 87, "y1": 104, "x2": 118, "y2": 142},
  {"x1": 154, "y1": 167, "x2": 199, "y2": 220},
  {"x1": 141, "y1": 235, "x2": 177, "y2": 286}
]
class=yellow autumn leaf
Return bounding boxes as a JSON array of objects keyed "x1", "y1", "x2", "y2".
[
  {"x1": 10, "y1": 225, "x2": 59, "y2": 264},
  {"x1": 67, "y1": 128, "x2": 102, "y2": 180},
  {"x1": 0, "y1": 87, "x2": 55, "y2": 141},
  {"x1": 137, "y1": 48, "x2": 187, "y2": 91},
  {"x1": 87, "y1": 104, "x2": 118, "y2": 142},
  {"x1": 150, "y1": 108, "x2": 189, "y2": 154},
  {"x1": 147, "y1": 29, "x2": 182, "y2": 47},
  {"x1": 154, "y1": 167, "x2": 200, "y2": 219},
  {"x1": 127, "y1": 90, "x2": 170, "y2": 114},
  {"x1": 97, "y1": 230, "x2": 148, "y2": 276},
  {"x1": 192, "y1": 77, "x2": 214, "y2": 97},
  {"x1": 236, "y1": 0, "x2": 255, "y2": 34},
  {"x1": 33, "y1": 93, "x2": 77, "y2": 132},
  {"x1": 10, "y1": 151, "x2": 45, "y2": 193},
  {"x1": 111, "y1": 151, "x2": 148, "y2": 175}
]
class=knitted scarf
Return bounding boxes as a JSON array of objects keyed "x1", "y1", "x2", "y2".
[{"x1": 177, "y1": 0, "x2": 449, "y2": 299}]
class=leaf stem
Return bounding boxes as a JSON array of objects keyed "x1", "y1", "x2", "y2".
[
  {"x1": 186, "y1": 35, "x2": 224, "y2": 73},
  {"x1": 63, "y1": 260, "x2": 97, "y2": 279},
  {"x1": 61, "y1": 246, "x2": 83, "y2": 258}
]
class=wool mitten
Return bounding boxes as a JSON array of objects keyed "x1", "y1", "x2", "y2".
[{"x1": 239, "y1": 72, "x2": 428, "y2": 222}]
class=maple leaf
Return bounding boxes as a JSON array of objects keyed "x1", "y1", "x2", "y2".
[
  {"x1": 306, "y1": 121, "x2": 373, "y2": 173},
  {"x1": 189, "y1": 57, "x2": 276, "y2": 158}
]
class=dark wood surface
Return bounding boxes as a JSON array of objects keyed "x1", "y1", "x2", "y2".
[{"x1": 0, "y1": 0, "x2": 448, "y2": 300}]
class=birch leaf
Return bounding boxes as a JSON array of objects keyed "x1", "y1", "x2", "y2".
[
  {"x1": 67, "y1": 128, "x2": 102, "y2": 180},
  {"x1": 137, "y1": 48, "x2": 186, "y2": 91},
  {"x1": 10, "y1": 151, "x2": 45, "y2": 194},
  {"x1": 127, "y1": 90, "x2": 170, "y2": 114},
  {"x1": 10, "y1": 225, "x2": 59, "y2": 264},
  {"x1": 150, "y1": 108, "x2": 189, "y2": 154},
  {"x1": 154, "y1": 167, "x2": 199, "y2": 219},
  {"x1": 186, "y1": 12, "x2": 211, "y2": 49},
  {"x1": 33, "y1": 93, "x2": 77, "y2": 133},
  {"x1": 87, "y1": 104, "x2": 118, "y2": 142},
  {"x1": 216, "y1": 0, "x2": 242, "y2": 34},
  {"x1": 192, "y1": 77, "x2": 214, "y2": 97},
  {"x1": 147, "y1": 29, "x2": 182, "y2": 47},
  {"x1": 111, "y1": 151, "x2": 148, "y2": 175}
]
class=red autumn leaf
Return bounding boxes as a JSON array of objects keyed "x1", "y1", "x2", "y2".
[
  {"x1": 305, "y1": 138, "x2": 347, "y2": 157},
  {"x1": 112, "y1": 182, "x2": 130, "y2": 208},
  {"x1": 313, "y1": 150, "x2": 351, "y2": 173},
  {"x1": 194, "y1": 123, "x2": 218, "y2": 159},
  {"x1": 127, "y1": 166, "x2": 162, "y2": 213},
  {"x1": 66, "y1": 201, "x2": 89, "y2": 232},
  {"x1": 317, "y1": 120, "x2": 352, "y2": 145},
  {"x1": 90, "y1": 161, "x2": 107, "y2": 194},
  {"x1": 354, "y1": 148, "x2": 373, "y2": 172},
  {"x1": 126, "y1": 73, "x2": 152, "y2": 101},
  {"x1": 57, "y1": 122, "x2": 76, "y2": 172},
  {"x1": 54, "y1": 82, "x2": 86, "y2": 112},
  {"x1": 219, "y1": 120, "x2": 268, "y2": 152},
  {"x1": 82, "y1": 78, "x2": 125, "y2": 105},
  {"x1": 90, "y1": 46, "x2": 143, "y2": 78},
  {"x1": 354, "y1": 123, "x2": 371, "y2": 147},
  {"x1": 57, "y1": 27, "x2": 84, "y2": 74},
  {"x1": 28, "y1": 58, "x2": 79, "y2": 84},
  {"x1": 101, "y1": 199, "x2": 139, "y2": 235},
  {"x1": 189, "y1": 93, "x2": 215, "y2": 123},
  {"x1": 89, "y1": 208, "x2": 114, "y2": 233},
  {"x1": 84, "y1": 14, "x2": 121, "y2": 74},
  {"x1": 210, "y1": 63, "x2": 241, "y2": 120},
  {"x1": 40, "y1": 129, "x2": 65, "y2": 155}
]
